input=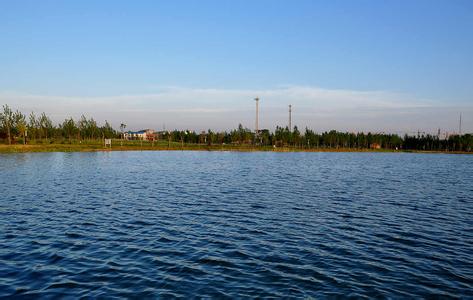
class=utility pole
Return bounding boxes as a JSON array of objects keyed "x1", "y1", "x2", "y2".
[
  {"x1": 120, "y1": 123, "x2": 126, "y2": 147},
  {"x1": 255, "y1": 97, "x2": 259, "y2": 137},
  {"x1": 289, "y1": 104, "x2": 292, "y2": 131},
  {"x1": 459, "y1": 113, "x2": 463, "y2": 151}
]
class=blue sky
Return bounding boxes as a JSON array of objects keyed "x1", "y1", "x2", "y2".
[{"x1": 1, "y1": 0, "x2": 472, "y2": 133}]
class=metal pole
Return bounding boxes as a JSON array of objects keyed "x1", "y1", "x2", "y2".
[
  {"x1": 289, "y1": 104, "x2": 292, "y2": 131},
  {"x1": 255, "y1": 97, "x2": 259, "y2": 136}
]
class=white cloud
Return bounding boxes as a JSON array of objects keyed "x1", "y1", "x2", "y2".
[{"x1": 1, "y1": 86, "x2": 471, "y2": 134}]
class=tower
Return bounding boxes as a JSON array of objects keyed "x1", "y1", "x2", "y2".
[
  {"x1": 289, "y1": 104, "x2": 292, "y2": 131},
  {"x1": 255, "y1": 97, "x2": 259, "y2": 135},
  {"x1": 459, "y1": 113, "x2": 462, "y2": 135}
]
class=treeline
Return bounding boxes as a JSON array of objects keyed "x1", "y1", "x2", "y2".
[
  {"x1": 162, "y1": 125, "x2": 404, "y2": 149},
  {"x1": 0, "y1": 104, "x2": 117, "y2": 144},
  {"x1": 1, "y1": 104, "x2": 472, "y2": 152},
  {"x1": 163, "y1": 125, "x2": 472, "y2": 152}
]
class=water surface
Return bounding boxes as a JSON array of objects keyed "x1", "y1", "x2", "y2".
[{"x1": 0, "y1": 151, "x2": 472, "y2": 298}]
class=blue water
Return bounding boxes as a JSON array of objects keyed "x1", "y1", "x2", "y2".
[{"x1": 0, "y1": 151, "x2": 472, "y2": 298}]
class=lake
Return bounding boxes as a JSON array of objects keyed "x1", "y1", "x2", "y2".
[{"x1": 0, "y1": 151, "x2": 472, "y2": 298}]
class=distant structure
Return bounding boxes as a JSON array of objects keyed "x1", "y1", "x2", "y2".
[
  {"x1": 289, "y1": 104, "x2": 292, "y2": 131},
  {"x1": 459, "y1": 113, "x2": 462, "y2": 135},
  {"x1": 370, "y1": 143, "x2": 381, "y2": 149},
  {"x1": 124, "y1": 129, "x2": 156, "y2": 140},
  {"x1": 255, "y1": 97, "x2": 259, "y2": 136}
]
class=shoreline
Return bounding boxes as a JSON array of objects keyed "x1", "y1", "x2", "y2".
[{"x1": 0, "y1": 144, "x2": 471, "y2": 155}]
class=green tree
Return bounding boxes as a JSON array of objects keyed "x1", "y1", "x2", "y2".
[
  {"x1": 0, "y1": 105, "x2": 13, "y2": 144},
  {"x1": 39, "y1": 112, "x2": 53, "y2": 141},
  {"x1": 28, "y1": 112, "x2": 38, "y2": 140},
  {"x1": 78, "y1": 115, "x2": 88, "y2": 139},
  {"x1": 120, "y1": 123, "x2": 126, "y2": 145},
  {"x1": 101, "y1": 120, "x2": 116, "y2": 138},
  {"x1": 15, "y1": 111, "x2": 27, "y2": 144},
  {"x1": 61, "y1": 117, "x2": 77, "y2": 141}
]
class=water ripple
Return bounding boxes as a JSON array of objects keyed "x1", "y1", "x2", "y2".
[{"x1": 0, "y1": 151, "x2": 472, "y2": 298}]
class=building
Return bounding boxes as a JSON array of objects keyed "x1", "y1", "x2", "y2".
[
  {"x1": 124, "y1": 129, "x2": 156, "y2": 140},
  {"x1": 370, "y1": 143, "x2": 381, "y2": 149}
]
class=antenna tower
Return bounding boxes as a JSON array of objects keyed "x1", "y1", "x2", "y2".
[
  {"x1": 289, "y1": 104, "x2": 292, "y2": 131},
  {"x1": 255, "y1": 97, "x2": 259, "y2": 136}
]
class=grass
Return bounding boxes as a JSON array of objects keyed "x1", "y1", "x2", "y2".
[
  {"x1": 0, "y1": 141, "x2": 275, "y2": 153},
  {"x1": 0, "y1": 139, "x2": 471, "y2": 154}
]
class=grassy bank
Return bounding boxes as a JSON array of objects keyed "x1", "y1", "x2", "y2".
[{"x1": 0, "y1": 139, "x2": 471, "y2": 154}]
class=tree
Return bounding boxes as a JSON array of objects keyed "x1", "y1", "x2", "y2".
[
  {"x1": 78, "y1": 115, "x2": 88, "y2": 140},
  {"x1": 87, "y1": 118, "x2": 98, "y2": 139},
  {"x1": 293, "y1": 126, "x2": 301, "y2": 147},
  {"x1": 28, "y1": 112, "x2": 38, "y2": 140},
  {"x1": 15, "y1": 112, "x2": 27, "y2": 145},
  {"x1": 120, "y1": 123, "x2": 126, "y2": 146},
  {"x1": 39, "y1": 112, "x2": 53, "y2": 141},
  {"x1": 0, "y1": 105, "x2": 13, "y2": 144},
  {"x1": 102, "y1": 120, "x2": 115, "y2": 138},
  {"x1": 61, "y1": 117, "x2": 77, "y2": 141}
]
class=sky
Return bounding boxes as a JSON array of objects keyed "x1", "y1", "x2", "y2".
[{"x1": 1, "y1": 0, "x2": 472, "y2": 134}]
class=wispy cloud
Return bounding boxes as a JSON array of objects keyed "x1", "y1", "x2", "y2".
[{"x1": 1, "y1": 86, "x2": 471, "y2": 134}]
